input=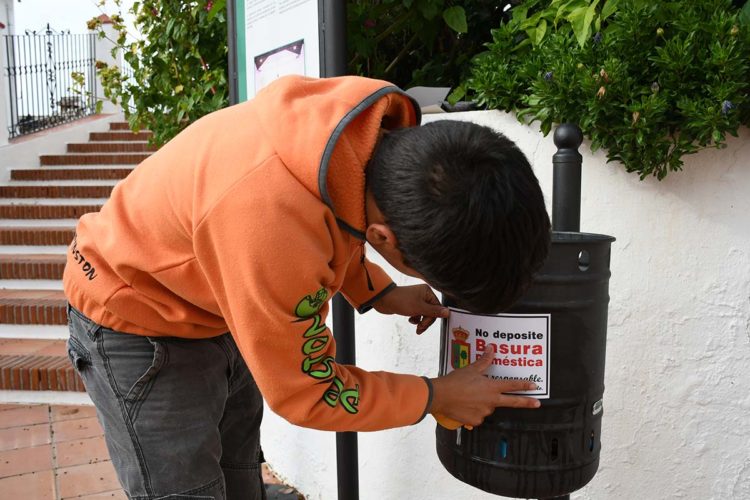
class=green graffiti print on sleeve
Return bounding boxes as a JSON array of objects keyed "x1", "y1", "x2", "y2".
[{"x1": 294, "y1": 287, "x2": 360, "y2": 415}]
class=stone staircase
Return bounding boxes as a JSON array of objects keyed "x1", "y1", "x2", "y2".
[{"x1": 0, "y1": 121, "x2": 154, "y2": 394}]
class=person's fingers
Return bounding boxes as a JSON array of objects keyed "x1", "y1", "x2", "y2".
[
  {"x1": 497, "y1": 394, "x2": 541, "y2": 408},
  {"x1": 416, "y1": 316, "x2": 436, "y2": 335},
  {"x1": 469, "y1": 349, "x2": 495, "y2": 372},
  {"x1": 496, "y1": 379, "x2": 537, "y2": 393},
  {"x1": 419, "y1": 303, "x2": 450, "y2": 318},
  {"x1": 408, "y1": 315, "x2": 420, "y2": 325}
]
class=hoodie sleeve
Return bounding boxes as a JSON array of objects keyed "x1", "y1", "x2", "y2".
[
  {"x1": 193, "y1": 161, "x2": 430, "y2": 431},
  {"x1": 339, "y1": 248, "x2": 396, "y2": 314}
]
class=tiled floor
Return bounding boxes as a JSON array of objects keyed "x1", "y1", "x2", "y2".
[
  {"x1": 0, "y1": 404, "x2": 295, "y2": 499},
  {"x1": 0, "y1": 404, "x2": 123, "y2": 499}
]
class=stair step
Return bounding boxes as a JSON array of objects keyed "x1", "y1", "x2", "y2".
[
  {"x1": 0, "y1": 324, "x2": 69, "y2": 338},
  {"x1": 68, "y1": 141, "x2": 157, "y2": 153},
  {"x1": 0, "y1": 355, "x2": 82, "y2": 391},
  {"x1": 90, "y1": 131, "x2": 152, "y2": 141},
  {"x1": 0, "y1": 227, "x2": 75, "y2": 245},
  {"x1": 0, "y1": 254, "x2": 66, "y2": 280},
  {"x1": 0, "y1": 280, "x2": 63, "y2": 290},
  {"x1": 0, "y1": 203, "x2": 102, "y2": 219},
  {"x1": 0, "y1": 289, "x2": 67, "y2": 325},
  {"x1": 40, "y1": 153, "x2": 150, "y2": 166},
  {"x1": 12, "y1": 168, "x2": 133, "y2": 181},
  {"x1": 0, "y1": 185, "x2": 114, "y2": 198},
  {"x1": 109, "y1": 122, "x2": 133, "y2": 130}
]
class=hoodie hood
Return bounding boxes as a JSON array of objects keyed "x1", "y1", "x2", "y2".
[{"x1": 251, "y1": 75, "x2": 421, "y2": 238}]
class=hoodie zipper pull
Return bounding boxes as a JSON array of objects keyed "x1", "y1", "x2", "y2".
[{"x1": 360, "y1": 245, "x2": 375, "y2": 292}]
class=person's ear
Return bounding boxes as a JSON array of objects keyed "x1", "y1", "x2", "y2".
[{"x1": 366, "y1": 223, "x2": 398, "y2": 251}]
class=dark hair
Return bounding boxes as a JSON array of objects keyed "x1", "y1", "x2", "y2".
[{"x1": 368, "y1": 120, "x2": 551, "y2": 313}]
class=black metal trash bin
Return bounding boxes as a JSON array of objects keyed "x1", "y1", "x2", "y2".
[{"x1": 436, "y1": 230, "x2": 615, "y2": 499}]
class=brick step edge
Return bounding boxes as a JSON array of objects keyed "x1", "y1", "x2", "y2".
[
  {"x1": 0, "y1": 205, "x2": 102, "y2": 219},
  {"x1": 12, "y1": 168, "x2": 132, "y2": 181},
  {"x1": 0, "y1": 256, "x2": 66, "y2": 279},
  {"x1": 110, "y1": 122, "x2": 151, "y2": 131},
  {"x1": 0, "y1": 299, "x2": 67, "y2": 325},
  {"x1": 68, "y1": 142, "x2": 157, "y2": 153},
  {"x1": 0, "y1": 354, "x2": 84, "y2": 392},
  {"x1": 40, "y1": 154, "x2": 150, "y2": 166},
  {"x1": 0, "y1": 185, "x2": 114, "y2": 198},
  {"x1": 90, "y1": 132, "x2": 152, "y2": 141}
]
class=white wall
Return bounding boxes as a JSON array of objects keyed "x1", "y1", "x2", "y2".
[
  {"x1": 260, "y1": 110, "x2": 750, "y2": 499},
  {"x1": 0, "y1": 113, "x2": 122, "y2": 181}
]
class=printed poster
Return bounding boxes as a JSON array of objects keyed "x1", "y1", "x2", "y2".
[
  {"x1": 441, "y1": 308, "x2": 551, "y2": 398},
  {"x1": 243, "y1": 0, "x2": 319, "y2": 98}
]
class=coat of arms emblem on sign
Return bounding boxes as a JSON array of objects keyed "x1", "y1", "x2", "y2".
[{"x1": 450, "y1": 326, "x2": 471, "y2": 370}]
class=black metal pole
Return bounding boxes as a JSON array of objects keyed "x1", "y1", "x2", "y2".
[
  {"x1": 319, "y1": 2, "x2": 359, "y2": 500},
  {"x1": 332, "y1": 293, "x2": 359, "y2": 500},
  {"x1": 552, "y1": 123, "x2": 584, "y2": 232},
  {"x1": 539, "y1": 123, "x2": 583, "y2": 500},
  {"x1": 226, "y1": 0, "x2": 239, "y2": 106}
]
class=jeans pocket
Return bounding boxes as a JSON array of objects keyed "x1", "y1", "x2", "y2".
[
  {"x1": 100, "y1": 331, "x2": 167, "y2": 421},
  {"x1": 123, "y1": 337, "x2": 166, "y2": 406},
  {"x1": 66, "y1": 335, "x2": 91, "y2": 373}
]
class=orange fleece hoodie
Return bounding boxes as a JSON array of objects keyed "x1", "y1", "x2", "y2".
[{"x1": 63, "y1": 75, "x2": 432, "y2": 431}]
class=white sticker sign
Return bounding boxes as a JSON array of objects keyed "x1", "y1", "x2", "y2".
[{"x1": 441, "y1": 308, "x2": 551, "y2": 399}]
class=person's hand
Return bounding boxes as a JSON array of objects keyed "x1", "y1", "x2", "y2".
[
  {"x1": 372, "y1": 284, "x2": 449, "y2": 334},
  {"x1": 431, "y1": 350, "x2": 541, "y2": 429}
]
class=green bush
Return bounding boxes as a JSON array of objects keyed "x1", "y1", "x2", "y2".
[
  {"x1": 347, "y1": 0, "x2": 509, "y2": 89},
  {"x1": 92, "y1": 0, "x2": 503, "y2": 145},
  {"x1": 90, "y1": 0, "x2": 228, "y2": 145},
  {"x1": 464, "y1": 0, "x2": 750, "y2": 179}
]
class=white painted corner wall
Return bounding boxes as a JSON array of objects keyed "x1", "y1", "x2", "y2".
[{"x1": 260, "y1": 110, "x2": 750, "y2": 500}]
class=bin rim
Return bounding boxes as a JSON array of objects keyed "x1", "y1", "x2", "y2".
[{"x1": 552, "y1": 231, "x2": 615, "y2": 243}]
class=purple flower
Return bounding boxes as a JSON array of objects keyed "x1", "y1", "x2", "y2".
[
  {"x1": 721, "y1": 100, "x2": 735, "y2": 115},
  {"x1": 593, "y1": 32, "x2": 603, "y2": 44},
  {"x1": 543, "y1": 71, "x2": 553, "y2": 81}
]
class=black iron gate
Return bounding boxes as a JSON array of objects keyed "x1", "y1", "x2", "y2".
[{"x1": 2, "y1": 25, "x2": 97, "y2": 139}]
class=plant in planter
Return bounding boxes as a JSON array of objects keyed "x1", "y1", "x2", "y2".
[{"x1": 461, "y1": 0, "x2": 750, "y2": 180}]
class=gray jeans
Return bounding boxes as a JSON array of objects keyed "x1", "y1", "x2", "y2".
[{"x1": 67, "y1": 305, "x2": 266, "y2": 500}]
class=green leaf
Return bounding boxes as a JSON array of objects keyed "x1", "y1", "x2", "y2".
[
  {"x1": 443, "y1": 6, "x2": 468, "y2": 34},
  {"x1": 535, "y1": 19, "x2": 547, "y2": 45},
  {"x1": 208, "y1": 0, "x2": 226, "y2": 20},
  {"x1": 447, "y1": 85, "x2": 466, "y2": 105},
  {"x1": 568, "y1": 0, "x2": 599, "y2": 48},
  {"x1": 601, "y1": 0, "x2": 619, "y2": 21},
  {"x1": 740, "y1": 2, "x2": 750, "y2": 27}
]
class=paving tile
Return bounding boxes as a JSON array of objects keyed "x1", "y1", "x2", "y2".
[
  {"x1": 57, "y1": 460, "x2": 121, "y2": 498},
  {"x1": 0, "y1": 469, "x2": 55, "y2": 499},
  {"x1": 55, "y1": 435, "x2": 111, "y2": 468},
  {"x1": 53, "y1": 416, "x2": 103, "y2": 443},
  {"x1": 0, "y1": 423, "x2": 51, "y2": 452},
  {"x1": 0, "y1": 443, "x2": 53, "y2": 478},
  {"x1": 0, "y1": 404, "x2": 49, "y2": 429},
  {"x1": 75, "y1": 490, "x2": 127, "y2": 500},
  {"x1": 0, "y1": 405, "x2": 27, "y2": 412},
  {"x1": 51, "y1": 405, "x2": 98, "y2": 423}
]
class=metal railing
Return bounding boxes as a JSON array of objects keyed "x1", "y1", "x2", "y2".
[{"x1": 2, "y1": 25, "x2": 97, "y2": 139}]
